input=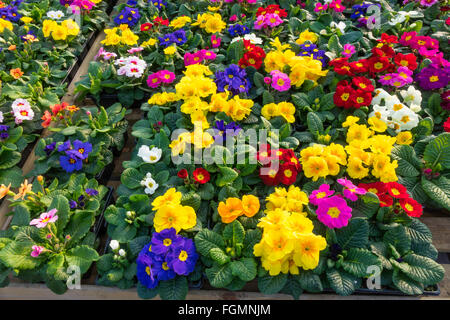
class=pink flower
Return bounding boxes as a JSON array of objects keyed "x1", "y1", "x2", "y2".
[
  {"x1": 211, "y1": 34, "x2": 221, "y2": 48},
  {"x1": 378, "y1": 73, "x2": 397, "y2": 86},
  {"x1": 102, "y1": 52, "x2": 117, "y2": 60},
  {"x1": 147, "y1": 73, "x2": 162, "y2": 88},
  {"x1": 264, "y1": 77, "x2": 272, "y2": 84},
  {"x1": 270, "y1": 70, "x2": 291, "y2": 92},
  {"x1": 341, "y1": 44, "x2": 355, "y2": 58},
  {"x1": 390, "y1": 74, "x2": 409, "y2": 88},
  {"x1": 329, "y1": 0, "x2": 345, "y2": 12},
  {"x1": 30, "y1": 209, "x2": 58, "y2": 229},
  {"x1": 399, "y1": 31, "x2": 417, "y2": 46},
  {"x1": 420, "y1": 0, "x2": 438, "y2": 7},
  {"x1": 158, "y1": 70, "x2": 175, "y2": 83},
  {"x1": 254, "y1": 15, "x2": 267, "y2": 30},
  {"x1": 418, "y1": 46, "x2": 439, "y2": 58},
  {"x1": 314, "y1": 2, "x2": 328, "y2": 12},
  {"x1": 264, "y1": 13, "x2": 283, "y2": 28},
  {"x1": 310, "y1": 184, "x2": 335, "y2": 205},
  {"x1": 95, "y1": 47, "x2": 105, "y2": 60},
  {"x1": 184, "y1": 51, "x2": 205, "y2": 66},
  {"x1": 397, "y1": 66, "x2": 413, "y2": 83},
  {"x1": 446, "y1": 17, "x2": 450, "y2": 26},
  {"x1": 316, "y1": 195, "x2": 352, "y2": 229},
  {"x1": 127, "y1": 47, "x2": 144, "y2": 54},
  {"x1": 31, "y1": 245, "x2": 45, "y2": 258},
  {"x1": 229, "y1": 14, "x2": 238, "y2": 22},
  {"x1": 201, "y1": 49, "x2": 216, "y2": 60},
  {"x1": 337, "y1": 177, "x2": 367, "y2": 201}
]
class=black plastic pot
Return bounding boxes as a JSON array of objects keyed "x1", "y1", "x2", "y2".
[
  {"x1": 322, "y1": 284, "x2": 440, "y2": 296},
  {"x1": 95, "y1": 160, "x2": 116, "y2": 186}
]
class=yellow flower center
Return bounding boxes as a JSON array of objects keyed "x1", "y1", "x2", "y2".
[
  {"x1": 145, "y1": 266, "x2": 152, "y2": 276},
  {"x1": 405, "y1": 203, "x2": 413, "y2": 211},
  {"x1": 316, "y1": 192, "x2": 327, "y2": 199},
  {"x1": 429, "y1": 76, "x2": 439, "y2": 83},
  {"x1": 341, "y1": 93, "x2": 349, "y2": 101},
  {"x1": 179, "y1": 250, "x2": 188, "y2": 261},
  {"x1": 284, "y1": 169, "x2": 293, "y2": 178},
  {"x1": 327, "y1": 207, "x2": 341, "y2": 218},
  {"x1": 391, "y1": 188, "x2": 400, "y2": 195},
  {"x1": 162, "y1": 262, "x2": 169, "y2": 270},
  {"x1": 163, "y1": 238, "x2": 172, "y2": 246},
  {"x1": 374, "y1": 62, "x2": 383, "y2": 70}
]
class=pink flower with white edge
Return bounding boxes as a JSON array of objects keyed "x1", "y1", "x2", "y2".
[
  {"x1": 158, "y1": 70, "x2": 176, "y2": 83},
  {"x1": 12, "y1": 99, "x2": 34, "y2": 124},
  {"x1": 102, "y1": 52, "x2": 117, "y2": 60},
  {"x1": 341, "y1": 44, "x2": 355, "y2": 58},
  {"x1": 270, "y1": 70, "x2": 291, "y2": 92},
  {"x1": 30, "y1": 209, "x2": 58, "y2": 228},
  {"x1": 123, "y1": 65, "x2": 145, "y2": 78},
  {"x1": 31, "y1": 245, "x2": 45, "y2": 258},
  {"x1": 127, "y1": 47, "x2": 144, "y2": 54},
  {"x1": 337, "y1": 177, "x2": 367, "y2": 201},
  {"x1": 124, "y1": 56, "x2": 147, "y2": 68}
]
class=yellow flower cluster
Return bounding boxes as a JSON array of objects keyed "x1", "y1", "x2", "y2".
[
  {"x1": 261, "y1": 102, "x2": 296, "y2": 123},
  {"x1": 170, "y1": 16, "x2": 192, "y2": 29},
  {"x1": 264, "y1": 41, "x2": 328, "y2": 87},
  {"x1": 300, "y1": 143, "x2": 347, "y2": 181},
  {"x1": 147, "y1": 92, "x2": 179, "y2": 105},
  {"x1": 151, "y1": 188, "x2": 197, "y2": 233},
  {"x1": 192, "y1": 13, "x2": 226, "y2": 33},
  {"x1": 0, "y1": 18, "x2": 13, "y2": 32},
  {"x1": 343, "y1": 116, "x2": 398, "y2": 182},
  {"x1": 141, "y1": 38, "x2": 157, "y2": 47},
  {"x1": 254, "y1": 187, "x2": 327, "y2": 276},
  {"x1": 295, "y1": 29, "x2": 318, "y2": 45},
  {"x1": 209, "y1": 92, "x2": 254, "y2": 121},
  {"x1": 169, "y1": 127, "x2": 215, "y2": 156},
  {"x1": 101, "y1": 24, "x2": 139, "y2": 46},
  {"x1": 42, "y1": 19, "x2": 79, "y2": 40}
]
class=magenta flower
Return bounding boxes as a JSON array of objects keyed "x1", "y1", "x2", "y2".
[
  {"x1": 397, "y1": 66, "x2": 413, "y2": 84},
  {"x1": 270, "y1": 70, "x2": 291, "y2": 92},
  {"x1": 420, "y1": 0, "x2": 438, "y2": 7},
  {"x1": 202, "y1": 50, "x2": 217, "y2": 60},
  {"x1": 341, "y1": 44, "x2": 355, "y2": 59},
  {"x1": 390, "y1": 74, "x2": 409, "y2": 88},
  {"x1": 329, "y1": 0, "x2": 345, "y2": 12},
  {"x1": 254, "y1": 15, "x2": 266, "y2": 30},
  {"x1": 418, "y1": 46, "x2": 439, "y2": 58},
  {"x1": 31, "y1": 245, "x2": 45, "y2": 258},
  {"x1": 316, "y1": 195, "x2": 352, "y2": 229},
  {"x1": 310, "y1": 184, "x2": 335, "y2": 205},
  {"x1": 264, "y1": 77, "x2": 272, "y2": 84},
  {"x1": 147, "y1": 73, "x2": 162, "y2": 88},
  {"x1": 158, "y1": 70, "x2": 175, "y2": 83},
  {"x1": 264, "y1": 13, "x2": 283, "y2": 28},
  {"x1": 229, "y1": 14, "x2": 238, "y2": 22},
  {"x1": 211, "y1": 35, "x2": 221, "y2": 48},
  {"x1": 378, "y1": 73, "x2": 396, "y2": 86},
  {"x1": 127, "y1": 47, "x2": 144, "y2": 54},
  {"x1": 314, "y1": 2, "x2": 328, "y2": 12},
  {"x1": 30, "y1": 209, "x2": 58, "y2": 228},
  {"x1": 337, "y1": 177, "x2": 367, "y2": 201}
]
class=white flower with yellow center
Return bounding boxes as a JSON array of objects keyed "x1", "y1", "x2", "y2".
[
  {"x1": 141, "y1": 173, "x2": 159, "y2": 195},
  {"x1": 400, "y1": 86, "x2": 422, "y2": 112},
  {"x1": 137, "y1": 145, "x2": 162, "y2": 163},
  {"x1": 391, "y1": 107, "x2": 419, "y2": 132}
]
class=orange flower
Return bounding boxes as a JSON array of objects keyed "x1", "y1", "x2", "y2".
[
  {"x1": 41, "y1": 110, "x2": 52, "y2": 128},
  {"x1": 8, "y1": 45, "x2": 16, "y2": 51},
  {"x1": 0, "y1": 183, "x2": 11, "y2": 200},
  {"x1": 241, "y1": 195, "x2": 260, "y2": 217},
  {"x1": 66, "y1": 104, "x2": 79, "y2": 112},
  {"x1": 218, "y1": 197, "x2": 243, "y2": 223},
  {"x1": 14, "y1": 180, "x2": 32, "y2": 200},
  {"x1": 10, "y1": 68, "x2": 24, "y2": 79}
]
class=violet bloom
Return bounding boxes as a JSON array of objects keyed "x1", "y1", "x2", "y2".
[
  {"x1": 416, "y1": 65, "x2": 450, "y2": 90},
  {"x1": 441, "y1": 91, "x2": 450, "y2": 110},
  {"x1": 31, "y1": 245, "x2": 45, "y2": 258},
  {"x1": 85, "y1": 188, "x2": 99, "y2": 196},
  {"x1": 44, "y1": 142, "x2": 57, "y2": 156},
  {"x1": 309, "y1": 184, "x2": 335, "y2": 205},
  {"x1": 30, "y1": 209, "x2": 58, "y2": 228},
  {"x1": 213, "y1": 120, "x2": 242, "y2": 142},
  {"x1": 337, "y1": 177, "x2": 367, "y2": 201}
]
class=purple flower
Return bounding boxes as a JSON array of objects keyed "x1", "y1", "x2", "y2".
[
  {"x1": 213, "y1": 120, "x2": 242, "y2": 142},
  {"x1": 151, "y1": 228, "x2": 183, "y2": 256},
  {"x1": 136, "y1": 246, "x2": 159, "y2": 289},
  {"x1": 309, "y1": 184, "x2": 335, "y2": 205},
  {"x1": 416, "y1": 65, "x2": 450, "y2": 90},
  {"x1": 57, "y1": 141, "x2": 71, "y2": 152},
  {"x1": 167, "y1": 238, "x2": 198, "y2": 276},
  {"x1": 153, "y1": 259, "x2": 176, "y2": 281},
  {"x1": 337, "y1": 177, "x2": 367, "y2": 201},
  {"x1": 44, "y1": 142, "x2": 56, "y2": 155},
  {"x1": 67, "y1": 140, "x2": 92, "y2": 160},
  {"x1": 69, "y1": 200, "x2": 77, "y2": 209},
  {"x1": 215, "y1": 64, "x2": 251, "y2": 96},
  {"x1": 85, "y1": 188, "x2": 99, "y2": 196}
]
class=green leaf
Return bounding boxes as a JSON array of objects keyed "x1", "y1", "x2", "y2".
[
  {"x1": 340, "y1": 248, "x2": 381, "y2": 277},
  {"x1": 306, "y1": 112, "x2": 323, "y2": 134},
  {"x1": 137, "y1": 282, "x2": 159, "y2": 299},
  {"x1": 230, "y1": 258, "x2": 257, "y2": 282},
  {"x1": 45, "y1": 278, "x2": 67, "y2": 295},
  {"x1": 257, "y1": 273, "x2": 288, "y2": 295},
  {"x1": 216, "y1": 166, "x2": 238, "y2": 187},
  {"x1": 223, "y1": 220, "x2": 245, "y2": 245},
  {"x1": 242, "y1": 229, "x2": 262, "y2": 258},
  {"x1": 206, "y1": 263, "x2": 234, "y2": 288},
  {"x1": 383, "y1": 226, "x2": 411, "y2": 254},
  {"x1": 209, "y1": 248, "x2": 230, "y2": 265},
  {"x1": 10, "y1": 205, "x2": 30, "y2": 227},
  {"x1": 281, "y1": 277, "x2": 303, "y2": 300},
  {"x1": 392, "y1": 269, "x2": 424, "y2": 295},
  {"x1": 0, "y1": 150, "x2": 21, "y2": 170},
  {"x1": 0, "y1": 242, "x2": 38, "y2": 269},
  {"x1": 423, "y1": 133, "x2": 450, "y2": 169},
  {"x1": 194, "y1": 229, "x2": 225, "y2": 257},
  {"x1": 336, "y1": 218, "x2": 369, "y2": 249},
  {"x1": 296, "y1": 271, "x2": 323, "y2": 293},
  {"x1": 50, "y1": 195, "x2": 70, "y2": 234},
  {"x1": 422, "y1": 176, "x2": 450, "y2": 211},
  {"x1": 120, "y1": 168, "x2": 143, "y2": 189},
  {"x1": 391, "y1": 145, "x2": 421, "y2": 177},
  {"x1": 64, "y1": 211, "x2": 95, "y2": 243},
  {"x1": 326, "y1": 268, "x2": 358, "y2": 296},
  {"x1": 65, "y1": 245, "x2": 99, "y2": 274},
  {"x1": 402, "y1": 253, "x2": 444, "y2": 285},
  {"x1": 159, "y1": 276, "x2": 188, "y2": 300}
]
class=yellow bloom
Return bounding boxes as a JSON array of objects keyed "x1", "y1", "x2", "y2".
[
  {"x1": 326, "y1": 143, "x2": 347, "y2": 165},
  {"x1": 164, "y1": 45, "x2": 176, "y2": 55},
  {"x1": 286, "y1": 213, "x2": 314, "y2": 238},
  {"x1": 396, "y1": 131, "x2": 413, "y2": 145},
  {"x1": 20, "y1": 17, "x2": 33, "y2": 24},
  {"x1": 0, "y1": 18, "x2": 13, "y2": 32},
  {"x1": 101, "y1": 29, "x2": 121, "y2": 46},
  {"x1": 0, "y1": 183, "x2": 11, "y2": 200},
  {"x1": 369, "y1": 135, "x2": 396, "y2": 155},
  {"x1": 51, "y1": 25, "x2": 68, "y2": 41},
  {"x1": 296, "y1": 29, "x2": 318, "y2": 45},
  {"x1": 347, "y1": 158, "x2": 369, "y2": 179},
  {"x1": 61, "y1": 19, "x2": 80, "y2": 36},
  {"x1": 170, "y1": 16, "x2": 191, "y2": 29},
  {"x1": 257, "y1": 208, "x2": 290, "y2": 233},
  {"x1": 261, "y1": 103, "x2": 279, "y2": 120},
  {"x1": 270, "y1": 37, "x2": 290, "y2": 51},
  {"x1": 153, "y1": 204, "x2": 196, "y2": 233},
  {"x1": 204, "y1": 14, "x2": 226, "y2": 33},
  {"x1": 300, "y1": 144, "x2": 324, "y2": 164},
  {"x1": 342, "y1": 116, "x2": 360, "y2": 128},
  {"x1": 368, "y1": 116, "x2": 387, "y2": 133},
  {"x1": 151, "y1": 188, "x2": 182, "y2": 211},
  {"x1": 169, "y1": 131, "x2": 191, "y2": 156},
  {"x1": 303, "y1": 156, "x2": 329, "y2": 181},
  {"x1": 121, "y1": 28, "x2": 139, "y2": 46},
  {"x1": 14, "y1": 180, "x2": 32, "y2": 200},
  {"x1": 141, "y1": 38, "x2": 157, "y2": 47},
  {"x1": 218, "y1": 197, "x2": 243, "y2": 223},
  {"x1": 277, "y1": 102, "x2": 296, "y2": 123},
  {"x1": 42, "y1": 19, "x2": 57, "y2": 37},
  {"x1": 346, "y1": 124, "x2": 373, "y2": 143},
  {"x1": 263, "y1": 230, "x2": 295, "y2": 261},
  {"x1": 293, "y1": 233, "x2": 326, "y2": 270}
]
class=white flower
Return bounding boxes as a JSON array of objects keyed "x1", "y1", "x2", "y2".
[
  {"x1": 389, "y1": 14, "x2": 406, "y2": 25},
  {"x1": 11, "y1": 99, "x2": 34, "y2": 124},
  {"x1": 330, "y1": 21, "x2": 346, "y2": 34},
  {"x1": 230, "y1": 36, "x2": 242, "y2": 44},
  {"x1": 0, "y1": 111, "x2": 3, "y2": 123},
  {"x1": 141, "y1": 173, "x2": 159, "y2": 195},
  {"x1": 137, "y1": 145, "x2": 162, "y2": 163},
  {"x1": 124, "y1": 56, "x2": 147, "y2": 68},
  {"x1": 323, "y1": 0, "x2": 333, "y2": 4},
  {"x1": 391, "y1": 107, "x2": 419, "y2": 132},
  {"x1": 114, "y1": 58, "x2": 127, "y2": 65},
  {"x1": 400, "y1": 86, "x2": 422, "y2": 109},
  {"x1": 410, "y1": 104, "x2": 421, "y2": 113},
  {"x1": 47, "y1": 10, "x2": 64, "y2": 19},
  {"x1": 118, "y1": 249, "x2": 126, "y2": 257},
  {"x1": 372, "y1": 88, "x2": 400, "y2": 107},
  {"x1": 243, "y1": 33, "x2": 262, "y2": 45},
  {"x1": 109, "y1": 240, "x2": 120, "y2": 251},
  {"x1": 369, "y1": 105, "x2": 390, "y2": 122},
  {"x1": 117, "y1": 64, "x2": 145, "y2": 78}
]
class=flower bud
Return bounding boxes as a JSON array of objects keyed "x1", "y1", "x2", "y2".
[
  {"x1": 109, "y1": 240, "x2": 120, "y2": 251},
  {"x1": 118, "y1": 249, "x2": 126, "y2": 257},
  {"x1": 37, "y1": 175, "x2": 44, "y2": 183}
]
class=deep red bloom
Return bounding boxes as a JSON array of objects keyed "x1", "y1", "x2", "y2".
[
  {"x1": 386, "y1": 182, "x2": 409, "y2": 199},
  {"x1": 352, "y1": 89, "x2": 372, "y2": 108},
  {"x1": 331, "y1": 58, "x2": 354, "y2": 76},
  {"x1": 399, "y1": 31, "x2": 417, "y2": 46},
  {"x1": 400, "y1": 197, "x2": 423, "y2": 218},
  {"x1": 259, "y1": 166, "x2": 281, "y2": 186},
  {"x1": 378, "y1": 194, "x2": 394, "y2": 208},
  {"x1": 239, "y1": 51, "x2": 263, "y2": 69},
  {"x1": 368, "y1": 56, "x2": 392, "y2": 74},
  {"x1": 352, "y1": 77, "x2": 374, "y2": 92},
  {"x1": 140, "y1": 23, "x2": 153, "y2": 31},
  {"x1": 177, "y1": 169, "x2": 188, "y2": 179},
  {"x1": 192, "y1": 168, "x2": 210, "y2": 184},
  {"x1": 281, "y1": 149, "x2": 300, "y2": 171},
  {"x1": 334, "y1": 81, "x2": 356, "y2": 109},
  {"x1": 358, "y1": 182, "x2": 387, "y2": 195},
  {"x1": 349, "y1": 59, "x2": 369, "y2": 73},
  {"x1": 394, "y1": 53, "x2": 417, "y2": 71},
  {"x1": 378, "y1": 33, "x2": 398, "y2": 45},
  {"x1": 154, "y1": 17, "x2": 169, "y2": 26},
  {"x1": 279, "y1": 163, "x2": 298, "y2": 185},
  {"x1": 256, "y1": 4, "x2": 287, "y2": 18},
  {"x1": 372, "y1": 45, "x2": 395, "y2": 59},
  {"x1": 444, "y1": 117, "x2": 450, "y2": 133}
]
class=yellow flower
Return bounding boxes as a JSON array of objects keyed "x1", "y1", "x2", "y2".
[
  {"x1": 368, "y1": 116, "x2": 387, "y2": 133},
  {"x1": 0, "y1": 18, "x2": 13, "y2": 32},
  {"x1": 204, "y1": 14, "x2": 226, "y2": 33},
  {"x1": 14, "y1": 180, "x2": 32, "y2": 200},
  {"x1": 396, "y1": 131, "x2": 413, "y2": 145},
  {"x1": 154, "y1": 204, "x2": 196, "y2": 233},
  {"x1": 141, "y1": 38, "x2": 157, "y2": 47},
  {"x1": 151, "y1": 188, "x2": 182, "y2": 211},
  {"x1": 121, "y1": 28, "x2": 139, "y2": 46},
  {"x1": 257, "y1": 208, "x2": 290, "y2": 233},
  {"x1": 218, "y1": 197, "x2": 243, "y2": 223},
  {"x1": 169, "y1": 131, "x2": 192, "y2": 156},
  {"x1": 263, "y1": 230, "x2": 295, "y2": 261},
  {"x1": 164, "y1": 45, "x2": 176, "y2": 55},
  {"x1": 20, "y1": 17, "x2": 33, "y2": 24},
  {"x1": 286, "y1": 213, "x2": 314, "y2": 238},
  {"x1": 369, "y1": 135, "x2": 396, "y2": 155},
  {"x1": 51, "y1": 25, "x2": 68, "y2": 41},
  {"x1": 170, "y1": 16, "x2": 191, "y2": 29},
  {"x1": 61, "y1": 19, "x2": 80, "y2": 36},
  {"x1": 261, "y1": 103, "x2": 279, "y2": 120},
  {"x1": 346, "y1": 124, "x2": 372, "y2": 143},
  {"x1": 324, "y1": 155, "x2": 341, "y2": 176},
  {"x1": 300, "y1": 144, "x2": 324, "y2": 164},
  {"x1": 296, "y1": 29, "x2": 318, "y2": 45},
  {"x1": 42, "y1": 19, "x2": 57, "y2": 37},
  {"x1": 278, "y1": 102, "x2": 296, "y2": 123},
  {"x1": 207, "y1": 5, "x2": 221, "y2": 12},
  {"x1": 326, "y1": 143, "x2": 347, "y2": 165},
  {"x1": 342, "y1": 116, "x2": 360, "y2": 128},
  {"x1": 270, "y1": 37, "x2": 290, "y2": 51},
  {"x1": 347, "y1": 158, "x2": 369, "y2": 179},
  {"x1": 0, "y1": 183, "x2": 11, "y2": 200},
  {"x1": 303, "y1": 156, "x2": 329, "y2": 181},
  {"x1": 293, "y1": 233, "x2": 326, "y2": 270}
]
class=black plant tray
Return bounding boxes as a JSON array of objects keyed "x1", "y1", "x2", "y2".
[
  {"x1": 95, "y1": 160, "x2": 116, "y2": 186},
  {"x1": 322, "y1": 284, "x2": 440, "y2": 296},
  {"x1": 87, "y1": 93, "x2": 146, "y2": 110}
]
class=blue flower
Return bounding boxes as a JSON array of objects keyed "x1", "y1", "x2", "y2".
[
  {"x1": 136, "y1": 250, "x2": 159, "y2": 289},
  {"x1": 85, "y1": 188, "x2": 99, "y2": 196},
  {"x1": 167, "y1": 238, "x2": 198, "y2": 276},
  {"x1": 149, "y1": 0, "x2": 167, "y2": 10},
  {"x1": 158, "y1": 34, "x2": 176, "y2": 47},
  {"x1": 213, "y1": 120, "x2": 241, "y2": 142},
  {"x1": 68, "y1": 140, "x2": 92, "y2": 160},
  {"x1": 57, "y1": 141, "x2": 71, "y2": 152},
  {"x1": 44, "y1": 142, "x2": 56, "y2": 156},
  {"x1": 114, "y1": 7, "x2": 140, "y2": 27},
  {"x1": 228, "y1": 24, "x2": 250, "y2": 37},
  {"x1": 59, "y1": 155, "x2": 83, "y2": 173},
  {"x1": 69, "y1": 200, "x2": 77, "y2": 209},
  {"x1": 215, "y1": 64, "x2": 251, "y2": 96},
  {"x1": 172, "y1": 29, "x2": 187, "y2": 45},
  {"x1": 153, "y1": 259, "x2": 176, "y2": 281},
  {"x1": 151, "y1": 228, "x2": 183, "y2": 256}
]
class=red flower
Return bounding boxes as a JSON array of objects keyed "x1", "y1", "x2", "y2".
[
  {"x1": 330, "y1": 58, "x2": 354, "y2": 76},
  {"x1": 352, "y1": 89, "x2": 372, "y2": 108},
  {"x1": 154, "y1": 17, "x2": 169, "y2": 26},
  {"x1": 444, "y1": 117, "x2": 450, "y2": 133},
  {"x1": 256, "y1": 4, "x2": 287, "y2": 18},
  {"x1": 279, "y1": 163, "x2": 297, "y2": 185},
  {"x1": 192, "y1": 168, "x2": 210, "y2": 184},
  {"x1": 352, "y1": 77, "x2": 374, "y2": 92},
  {"x1": 239, "y1": 51, "x2": 263, "y2": 69},
  {"x1": 358, "y1": 182, "x2": 387, "y2": 195},
  {"x1": 386, "y1": 182, "x2": 409, "y2": 199},
  {"x1": 334, "y1": 81, "x2": 355, "y2": 109},
  {"x1": 394, "y1": 53, "x2": 417, "y2": 71},
  {"x1": 259, "y1": 166, "x2": 280, "y2": 186},
  {"x1": 372, "y1": 45, "x2": 395, "y2": 59},
  {"x1": 50, "y1": 102, "x2": 68, "y2": 116},
  {"x1": 349, "y1": 59, "x2": 369, "y2": 73},
  {"x1": 41, "y1": 111, "x2": 52, "y2": 128},
  {"x1": 368, "y1": 56, "x2": 392, "y2": 74},
  {"x1": 378, "y1": 194, "x2": 394, "y2": 208},
  {"x1": 400, "y1": 197, "x2": 423, "y2": 217},
  {"x1": 256, "y1": 144, "x2": 273, "y2": 165},
  {"x1": 378, "y1": 33, "x2": 398, "y2": 45},
  {"x1": 140, "y1": 23, "x2": 153, "y2": 31},
  {"x1": 177, "y1": 169, "x2": 188, "y2": 179},
  {"x1": 281, "y1": 149, "x2": 300, "y2": 171}
]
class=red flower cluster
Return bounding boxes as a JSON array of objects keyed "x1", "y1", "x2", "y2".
[
  {"x1": 154, "y1": 17, "x2": 169, "y2": 27},
  {"x1": 41, "y1": 102, "x2": 78, "y2": 128},
  {"x1": 333, "y1": 77, "x2": 374, "y2": 109},
  {"x1": 358, "y1": 181, "x2": 422, "y2": 217},
  {"x1": 238, "y1": 40, "x2": 266, "y2": 70},
  {"x1": 177, "y1": 168, "x2": 210, "y2": 184},
  {"x1": 140, "y1": 23, "x2": 153, "y2": 31},
  {"x1": 257, "y1": 144, "x2": 301, "y2": 186},
  {"x1": 256, "y1": 4, "x2": 287, "y2": 18},
  {"x1": 444, "y1": 117, "x2": 450, "y2": 133}
]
